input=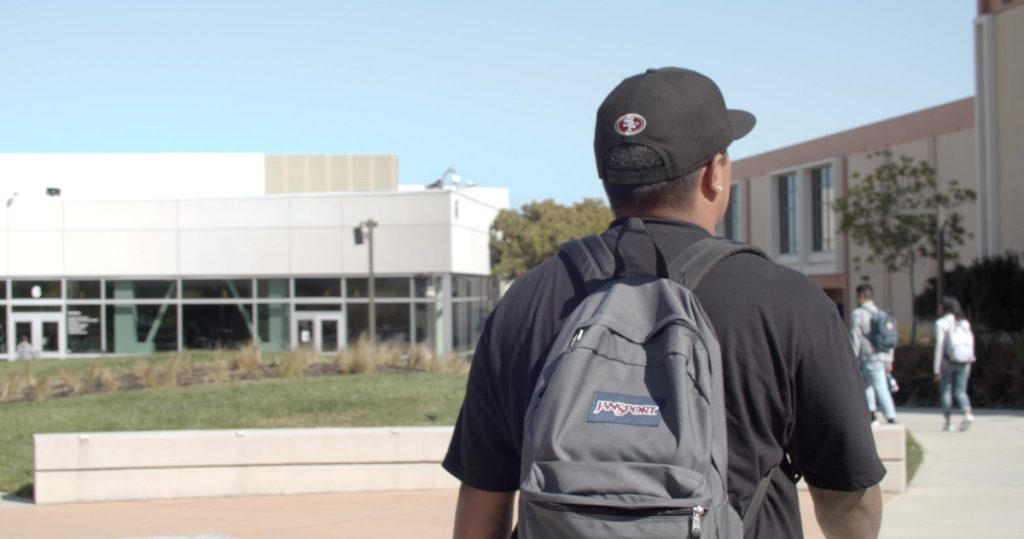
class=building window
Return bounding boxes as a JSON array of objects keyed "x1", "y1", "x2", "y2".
[
  {"x1": 722, "y1": 182, "x2": 742, "y2": 241},
  {"x1": 258, "y1": 279, "x2": 290, "y2": 298},
  {"x1": 106, "y1": 280, "x2": 176, "y2": 300},
  {"x1": 67, "y1": 280, "x2": 101, "y2": 299},
  {"x1": 183, "y1": 304, "x2": 254, "y2": 349},
  {"x1": 67, "y1": 306, "x2": 102, "y2": 353},
  {"x1": 777, "y1": 173, "x2": 798, "y2": 254},
  {"x1": 105, "y1": 304, "x2": 178, "y2": 353},
  {"x1": 811, "y1": 165, "x2": 834, "y2": 252},
  {"x1": 295, "y1": 278, "x2": 340, "y2": 298},
  {"x1": 12, "y1": 280, "x2": 61, "y2": 299},
  {"x1": 182, "y1": 279, "x2": 252, "y2": 299}
]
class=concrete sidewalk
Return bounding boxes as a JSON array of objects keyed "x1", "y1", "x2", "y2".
[
  {"x1": 0, "y1": 488, "x2": 830, "y2": 538},
  {"x1": 879, "y1": 407, "x2": 1024, "y2": 538},
  {"x1": 2, "y1": 407, "x2": 1020, "y2": 538}
]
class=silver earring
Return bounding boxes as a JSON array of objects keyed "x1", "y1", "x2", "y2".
[{"x1": 715, "y1": 185, "x2": 724, "y2": 192}]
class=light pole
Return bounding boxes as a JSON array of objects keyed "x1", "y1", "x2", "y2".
[
  {"x1": 899, "y1": 207, "x2": 949, "y2": 307},
  {"x1": 936, "y1": 206, "x2": 948, "y2": 304},
  {"x1": 5, "y1": 192, "x2": 16, "y2": 277},
  {"x1": 354, "y1": 219, "x2": 378, "y2": 343}
]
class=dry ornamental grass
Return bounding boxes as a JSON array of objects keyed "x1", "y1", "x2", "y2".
[{"x1": 0, "y1": 339, "x2": 469, "y2": 404}]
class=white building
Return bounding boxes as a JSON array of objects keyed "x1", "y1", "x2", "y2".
[{"x1": 0, "y1": 154, "x2": 508, "y2": 359}]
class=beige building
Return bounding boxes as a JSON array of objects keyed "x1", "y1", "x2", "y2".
[{"x1": 730, "y1": 0, "x2": 1023, "y2": 326}]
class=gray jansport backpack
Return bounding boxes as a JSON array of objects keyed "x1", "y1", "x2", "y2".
[{"x1": 519, "y1": 219, "x2": 775, "y2": 539}]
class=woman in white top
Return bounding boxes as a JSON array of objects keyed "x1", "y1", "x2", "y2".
[{"x1": 933, "y1": 296, "x2": 975, "y2": 432}]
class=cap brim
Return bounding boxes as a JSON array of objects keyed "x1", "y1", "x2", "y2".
[{"x1": 728, "y1": 109, "x2": 756, "y2": 141}]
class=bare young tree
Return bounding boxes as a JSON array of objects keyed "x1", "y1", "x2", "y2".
[{"x1": 833, "y1": 151, "x2": 976, "y2": 343}]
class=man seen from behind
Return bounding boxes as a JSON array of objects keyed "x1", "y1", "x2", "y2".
[{"x1": 444, "y1": 67, "x2": 885, "y2": 538}]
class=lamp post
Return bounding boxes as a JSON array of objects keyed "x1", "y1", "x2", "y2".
[
  {"x1": 5, "y1": 192, "x2": 16, "y2": 278},
  {"x1": 354, "y1": 219, "x2": 378, "y2": 343},
  {"x1": 936, "y1": 206, "x2": 948, "y2": 304},
  {"x1": 899, "y1": 207, "x2": 950, "y2": 308}
]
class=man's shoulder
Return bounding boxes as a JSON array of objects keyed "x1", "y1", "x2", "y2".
[
  {"x1": 714, "y1": 249, "x2": 824, "y2": 296},
  {"x1": 490, "y1": 250, "x2": 578, "y2": 326}
]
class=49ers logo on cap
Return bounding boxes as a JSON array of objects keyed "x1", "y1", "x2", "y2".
[{"x1": 614, "y1": 113, "x2": 646, "y2": 136}]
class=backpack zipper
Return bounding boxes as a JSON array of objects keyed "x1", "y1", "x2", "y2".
[
  {"x1": 533, "y1": 501, "x2": 706, "y2": 538},
  {"x1": 690, "y1": 505, "x2": 704, "y2": 538},
  {"x1": 570, "y1": 327, "x2": 586, "y2": 347}
]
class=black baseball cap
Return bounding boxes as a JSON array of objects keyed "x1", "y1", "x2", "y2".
[{"x1": 594, "y1": 67, "x2": 756, "y2": 185}]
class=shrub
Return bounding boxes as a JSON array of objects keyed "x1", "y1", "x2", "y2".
[
  {"x1": 914, "y1": 252, "x2": 1024, "y2": 341},
  {"x1": 348, "y1": 335, "x2": 375, "y2": 374},
  {"x1": 208, "y1": 359, "x2": 230, "y2": 384},
  {"x1": 408, "y1": 344, "x2": 434, "y2": 371},
  {"x1": 57, "y1": 370, "x2": 83, "y2": 395},
  {"x1": 31, "y1": 376, "x2": 52, "y2": 402},
  {"x1": 162, "y1": 356, "x2": 180, "y2": 388},
  {"x1": 134, "y1": 362, "x2": 158, "y2": 389},
  {"x1": 891, "y1": 342, "x2": 1024, "y2": 408},
  {"x1": 280, "y1": 349, "x2": 309, "y2": 379},
  {"x1": 1, "y1": 371, "x2": 26, "y2": 401},
  {"x1": 376, "y1": 341, "x2": 404, "y2": 367},
  {"x1": 178, "y1": 352, "x2": 195, "y2": 381},
  {"x1": 95, "y1": 368, "x2": 118, "y2": 393},
  {"x1": 230, "y1": 342, "x2": 262, "y2": 375}
]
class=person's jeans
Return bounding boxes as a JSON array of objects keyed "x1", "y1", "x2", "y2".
[
  {"x1": 862, "y1": 360, "x2": 896, "y2": 420},
  {"x1": 940, "y1": 360, "x2": 973, "y2": 417}
]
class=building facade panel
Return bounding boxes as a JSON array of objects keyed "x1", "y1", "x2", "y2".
[
  {"x1": 64, "y1": 230, "x2": 180, "y2": 276},
  {"x1": 289, "y1": 197, "x2": 344, "y2": 228},
  {"x1": 179, "y1": 198, "x2": 291, "y2": 230},
  {"x1": 371, "y1": 225, "x2": 453, "y2": 274},
  {"x1": 9, "y1": 231, "x2": 64, "y2": 276},
  {"x1": 996, "y1": 5, "x2": 1024, "y2": 256},
  {"x1": 179, "y1": 229, "x2": 292, "y2": 275},
  {"x1": 64, "y1": 200, "x2": 179, "y2": 230}
]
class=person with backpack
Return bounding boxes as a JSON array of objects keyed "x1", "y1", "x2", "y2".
[
  {"x1": 444, "y1": 67, "x2": 884, "y2": 538},
  {"x1": 933, "y1": 296, "x2": 975, "y2": 432},
  {"x1": 850, "y1": 283, "x2": 898, "y2": 426}
]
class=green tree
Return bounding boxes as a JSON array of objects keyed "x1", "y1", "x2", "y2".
[
  {"x1": 832, "y1": 150, "x2": 976, "y2": 343},
  {"x1": 490, "y1": 198, "x2": 612, "y2": 280}
]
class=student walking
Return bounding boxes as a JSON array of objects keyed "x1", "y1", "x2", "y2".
[
  {"x1": 934, "y1": 296, "x2": 975, "y2": 431},
  {"x1": 850, "y1": 284, "x2": 898, "y2": 425},
  {"x1": 444, "y1": 67, "x2": 884, "y2": 538}
]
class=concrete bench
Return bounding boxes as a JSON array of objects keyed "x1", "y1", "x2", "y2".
[
  {"x1": 796, "y1": 424, "x2": 906, "y2": 494},
  {"x1": 33, "y1": 423, "x2": 906, "y2": 505},
  {"x1": 34, "y1": 426, "x2": 459, "y2": 505}
]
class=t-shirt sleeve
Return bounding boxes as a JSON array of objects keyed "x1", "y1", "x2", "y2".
[
  {"x1": 441, "y1": 315, "x2": 521, "y2": 492},
  {"x1": 789, "y1": 292, "x2": 887, "y2": 491}
]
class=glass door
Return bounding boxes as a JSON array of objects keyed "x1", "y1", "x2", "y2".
[
  {"x1": 293, "y1": 312, "x2": 344, "y2": 354},
  {"x1": 9, "y1": 312, "x2": 65, "y2": 360}
]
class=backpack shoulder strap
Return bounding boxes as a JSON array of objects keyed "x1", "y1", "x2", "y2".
[
  {"x1": 668, "y1": 236, "x2": 769, "y2": 290},
  {"x1": 561, "y1": 235, "x2": 615, "y2": 294}
]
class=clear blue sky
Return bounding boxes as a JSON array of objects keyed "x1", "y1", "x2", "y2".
[{"x1": 0, "y1": 0, "x2": 976, "y2": 207}]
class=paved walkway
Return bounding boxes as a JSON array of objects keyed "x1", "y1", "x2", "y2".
[
  {"x1": 879, "y1": 407, "x2": 1024, "y2": 538},
  {"x1": 1, "y1": 407, "x2": 1021, "y2": 538}
]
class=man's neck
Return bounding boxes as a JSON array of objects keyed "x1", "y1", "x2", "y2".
[{"x1": 613, "y1": 209, "x2": 715, "y2": 234}]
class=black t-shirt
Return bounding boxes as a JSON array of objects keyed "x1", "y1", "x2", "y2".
[{"x1": 443, "y1": 218, "x2": 885, "y2": 538}]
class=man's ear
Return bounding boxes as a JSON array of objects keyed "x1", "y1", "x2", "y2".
[{"x1": 700, "y1": 153, "x2": 725, "y2": 199}]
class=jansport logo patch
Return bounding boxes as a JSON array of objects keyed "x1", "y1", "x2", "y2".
[
  {"x1": 614, "y1": 113, "x2": 646, "y2": 136},
  {"x1": 588, "y1": 391, "x2": 662, "y2": 427}
]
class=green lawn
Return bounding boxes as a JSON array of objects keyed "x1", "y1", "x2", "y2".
[
  {"x1": 0, "y1": 372, "x2": 468, "y2": 497},
  {"x1": 906, "y1": 431, "x2": 924, "y2": 483}
]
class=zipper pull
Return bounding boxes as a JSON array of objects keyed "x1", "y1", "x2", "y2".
[
  {"x1": 570, "y1": 327, "x2": 586, "y2": 347},
  {"x1": 690, "y1": 505, "x2": 704, "y2": 538}
]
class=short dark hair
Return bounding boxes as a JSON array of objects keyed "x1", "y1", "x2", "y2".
[
  {"x1": 855, "y1": 283, "x2": 874, "y2": 298},
  {"x1": 940, "y1": 295, "x2": 966, "y2": 320},
  {"x1": 601, "y1": 144, "x2": 706, "y2": 213}
]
